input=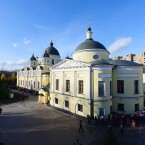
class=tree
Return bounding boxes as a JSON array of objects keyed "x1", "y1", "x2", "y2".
[
  {"x1": 0, "y1": 81, "x2": 9, "y2": 100},
  {"x1": 1, "y1": 73, "x2": 6, "y2": 81},
  {"x1": 10, "y1": 72, "x2": 16, "y2": 85}
]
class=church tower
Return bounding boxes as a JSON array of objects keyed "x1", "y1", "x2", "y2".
[
  {"x1": 30, "y1": 54, "x2": 38, "y2": 67},
  {"x1": 41, "y1": 51, "x2": 50, "y2": 66}
]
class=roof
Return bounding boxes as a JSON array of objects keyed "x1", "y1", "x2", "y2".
[
  {"x1": 105, "y1": 60, "x2": 143, "y2": 66},
  {"x1": 74, "y1": 39, "x2": 107, "y2": 52},
  {"x1": 43, "y1": 51, "x2": 49, "y2": 57},
  {"x1": 41, "y1": 72, "x2": 50, "y2": 75},
  {"x1": 91, "y1": 60, "x2": 111, "y2": 66},
  {"x1": 42, "y1": 83, "x2": 50, "y2": 92},
  {"x1": 30, "y1": 54, "x2": 36, "y2": 60},
  {"x1": 45, "y1": 41, "x2": 60, "y2": 56}
]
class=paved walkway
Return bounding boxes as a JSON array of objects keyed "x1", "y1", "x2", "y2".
[{"x1": 0, "y1": 92, "x2": 145, "y2": 145}]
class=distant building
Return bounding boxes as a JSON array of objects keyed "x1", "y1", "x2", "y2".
[
  {"x1": 113, "y1": 52, "x2": 145, "y2": 65},
  {"x1": 49, "y1": 27, "x2": 144, "y2": 117},
  {"x1": 17, "y1": 41, "x2": 60, "y2": 103}
]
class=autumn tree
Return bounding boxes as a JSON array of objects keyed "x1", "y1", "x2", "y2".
[
  {"x1": 1, "y1": 73, "x2": 7, "y2": 81},
  {"x1": 10, "y1": 72, "x2": 17, "y2": 85}
]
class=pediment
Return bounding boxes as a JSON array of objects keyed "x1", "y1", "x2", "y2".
[{"x1": 51, "y1": 59, "x2": 90, "y2": 69}]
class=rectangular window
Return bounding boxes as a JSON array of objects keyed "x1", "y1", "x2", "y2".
[
  {"x1": 34, "y1": 81, "x2": 35, "y2": 88},
  {"x1": 135, "y1": 103, "x2": 139, "y2": 111},
  {"x1": 52, "y1": 59, "x2": 54, "y2": 65},
  {"x1": 38, "y1": 82, "x2": 40, "y2": 89},
  {"x1": 98, "y1": 81, "x2": 105, "y2": 96},
  {"x1": 78, "y1": 104, "x2": 83, "y2": 112},
  {"x1": 55, "y1": 98, "x2": 58, "y2": 104},
  {"x1": 78, "y1": 80, "x2": 83, "y2": 94},
  {"x1": 118, "y1": 103, "x2": 124, "y2": 111},
  {"x1": 66, "y1": 80, "x2": 70, "y2": 92},
  {"x1": 117, "y1": 80, "x2": 124, "y2": 94},
  {"x1": 56, "y1": 79, "x2": 59, "y2": 90},
  {"x1": 134, "y1": 80, "x2": 139, "y2": 94},
  {"x1": 110, "y1": 81, "x2": 112, "y2": 95},
  {"x1": 65, "y1": 100, "x2": 69, "y2": 108}
]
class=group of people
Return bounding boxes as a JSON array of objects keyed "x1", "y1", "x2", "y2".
[
  {"x1": 86, "y1": 113, "x2": 140, "y2": 137},
  {"x1": 86, "y1": 112, "x2": 144, "y2": 128},
  {"x1": 119, "y1": 119, "x2": 136, "y2": 136}
]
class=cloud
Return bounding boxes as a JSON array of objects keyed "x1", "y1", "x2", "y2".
[
  {"x1": 108, "y1": 37, "x2": 132, "y2": 53},
  {"x1": 15, "y1": 59, "x2": 29, "y2": 66},
  {"x1": 12, "y1": 43, "x2": 17, "y2": 48},
  {"x1": 34, "y1": 24, "x2": 49, "y2": 30},
  {"x1": 0, "y1": 59, "x2": 29, "y2": 71},
  {"x1": 23, "y1": 38, "x2": 31, "y2": 45}
]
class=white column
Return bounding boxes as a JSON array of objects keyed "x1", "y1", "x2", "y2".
[
  {"x1": 51, "y1": 71, "x2": 54, "y2": 92},
  {"x1": 71, "y1": 71, "x2": 75, "y2": 96},
  {"x1": 86, "y1": 68, "x2": 91, "y2": 99},
  {"x1": 60, "y1": 71, "x2": 64, "y2": 94}
]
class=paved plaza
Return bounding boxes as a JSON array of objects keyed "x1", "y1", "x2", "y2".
[{"x1": 0, "y1": 94, "x2": 145, "y2": 145}]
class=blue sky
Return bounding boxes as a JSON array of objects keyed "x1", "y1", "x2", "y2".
[{"x1": 0, "y1": 0, "x2": 145, "y2": 70}]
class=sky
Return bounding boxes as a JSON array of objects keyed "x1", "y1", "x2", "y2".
[{"x1": 0, "y1": 0, "x2": 145, "y2": 70}]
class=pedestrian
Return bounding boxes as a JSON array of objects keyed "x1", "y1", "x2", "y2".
[
  {"x1": 120, "y1": 123, "x2": 124, "y2": 136},
  {"x1": 76, "y1": 137, "x2": 79, "y2": 145},
  {"x1": 0, "y1": 107, "x2": 2, "y2": 114},
  {"x1": 79, "y1": 120, "x2": 84, "y2": 133},
  {"x1": 131, "y1": 120, "x2": 136, "y2": 131},
  {"x1": 94, "y1": 116, "x2": 97, "y2": 126}
]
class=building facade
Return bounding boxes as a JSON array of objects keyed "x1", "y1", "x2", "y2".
[
  {"x1": 49, "y1": 27, "x2": 144, "y2": 117},
  {"x1": 113, "y1": 52, "x2": 145, "y2": 65},
  {"x1": 17, "y1": 41, "x2": 60, "y2": 103}
]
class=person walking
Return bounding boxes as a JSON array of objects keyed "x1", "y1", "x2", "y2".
[
  {"x1": 79, "y1": 120, "x2": 84, "y2": 133},
  {"x1": 131, "y1": 120, "x2": 136, "y2": 131},
  {"x1": 0, "y1": 107, "x2": 2, "y2": 114},
  {"x1": 120, "y1": 123, "x2": 124, "y2": 136}
]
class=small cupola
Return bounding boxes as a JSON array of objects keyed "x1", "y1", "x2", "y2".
[
  {"x1": 43, "y1": 51, "x2": 49, "y2": 57},
  {"x1": 86, "y1": 26, "x2": 93, "y2": 40},
  {"x1": 30, "y1": 54, "x2": 36, "y2": 60},
  {"x1": 30, "y1": 54, "x2": 38, "y2": 67}
]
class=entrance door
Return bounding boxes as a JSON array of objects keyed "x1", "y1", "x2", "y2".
[{"x1": 99, "y1": 108, "x2": 105, "y2": 116}]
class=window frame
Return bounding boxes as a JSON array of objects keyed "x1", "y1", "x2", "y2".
[
  {"x1": 117, "y1": 80, "x2": 124, "y2": 94},
  {"x1": 78, "y1": 80, "x2": 84, "y2": 94},
  {"x1": 110, "y1": 81, "x2": 112, "y2": 95},
  {"x1": 118, "y1": 103, "x2": 124, "y2": 111},
  {"x1": 65, "y1": 100, "x2": 69, "y2": 108},
  {"x1": 55, "y1": 98, "x2": 58, "y2": 104},
  {"x1": 134, "y1": 80, "x2": 139, "y2": 94},
  {"x1": 66, "y1": 80, "x2": 70, "y2": 92},
  {"x1": 135, "y1": 103, "x2": 139, "y2": 111},
  {"x1": 56, "y1": 79, "x2": 59, "y2": 90},
  {"x1": 52, "y1": 59, "x2": 54, "y2": 65},
  {"x1": 78, "y1": 104, "x2": 83, "y2": 112},
  {"x1": 98, "y1": 81, "x2": 105, "y2": 97}
]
